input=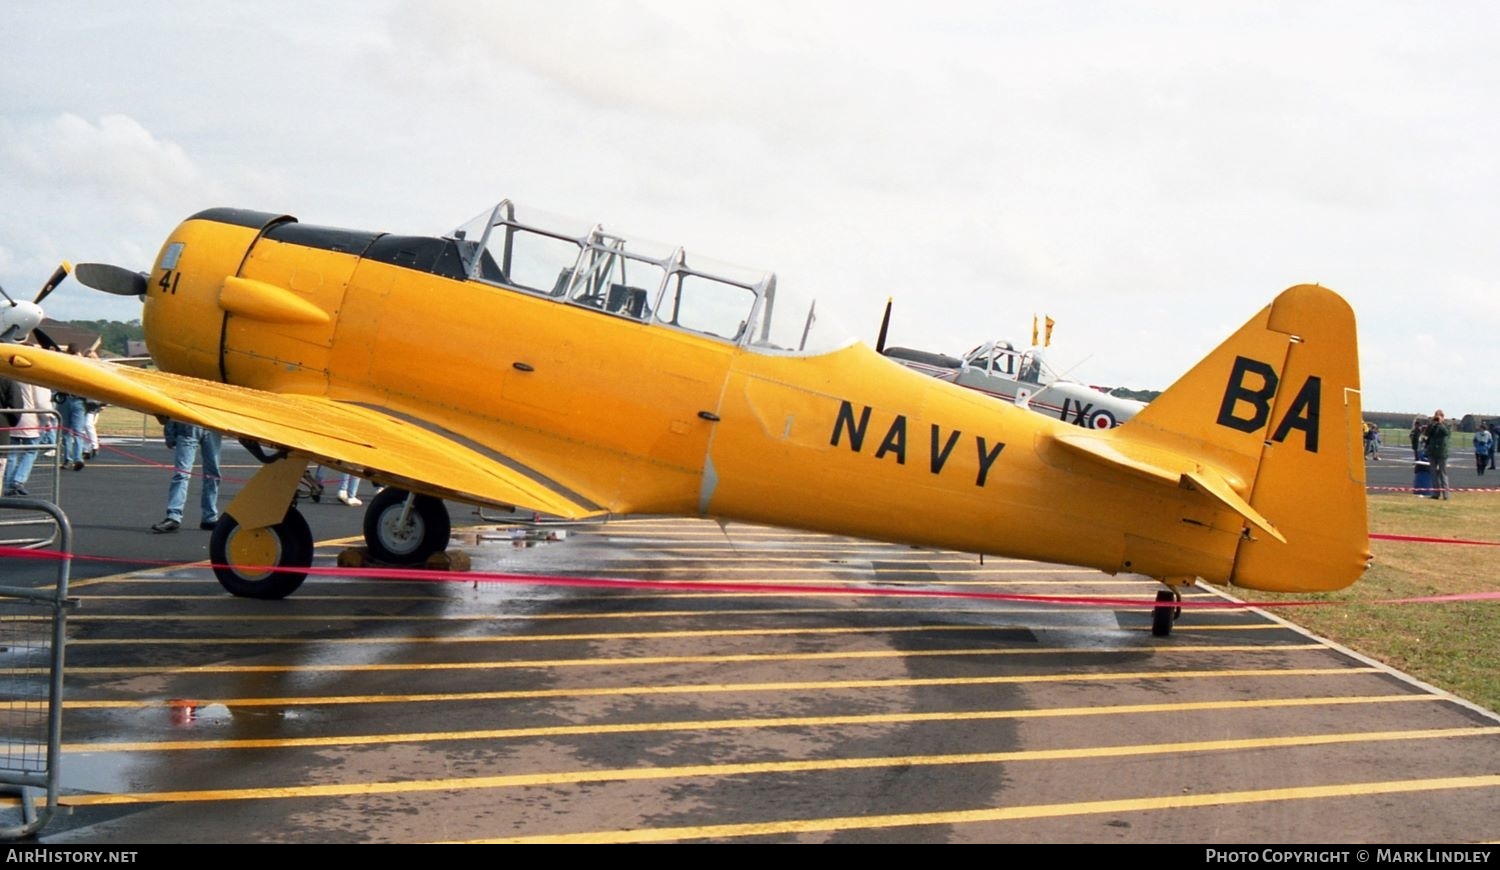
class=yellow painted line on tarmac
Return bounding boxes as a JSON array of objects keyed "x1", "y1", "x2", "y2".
[
  {"x1": 471, "y1": 774, "x2": 1500, "y2": 843},
  {"x1": 66, "y1": 590, "x2": 1244, "y2": 612},
  {"x1": 66, "y1": 588, "x2": 1131, "y2": 605},
  {"x1": 69, "y1": 570, "x2": 1152, "y2": 588},
  {"x1": 62, "y1": 643, "x2": 1328, "y2": 676},
  {"x1": 57, "y1": 729, "x2": 1500, "y2": 809},
  {"x1": 67, "y1": 536, "x2": 382, "y2": 590},
  {"x1": 62, "y1": 666, "x2": 1382, "y2": 709},
  {"x1": 69, "y1": 571, "x2": 182, "y2": 591},
  {"x1": 61, "y1": 602, "x2": 1198, "y2": 624},
  {"x1": 627, "y1": 552, "x2": 1026, "y2": 564},
  {"x1": 62, "y1": 607, "x2": 980, "y2": 622},
  {"x1": 74, "y1": 593, "x2": 456, "y2": 602},
  {"x1": 64, "y1": 694, "x2": 1442, "y2": 754},
  {"x1": 649, "y1": 543, "x2": 956, "y2": 552},
  {"x1": 598, "y1": 529, "x2": 856, "y2": 540},
  {"x1": 63, "y1": 621, "x2": 1274, "y2": 646},
  {"x1": 72, "y1": 575, "x2": 1154, "y2": 591},
  {"x1": 1175, "y1": 623, "x2": 1284, "y2": 632},
  {"x1": 567, "y1": 565, "x2": 1101, "y2": 575}
]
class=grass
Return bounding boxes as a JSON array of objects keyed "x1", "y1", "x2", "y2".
[
  {"x1": 95, "y1": 406, "x2": 159, "y2": 439},
  {"x1": 1220, "y1": 494, "x2": 1500, "y2": 715},
  {"x1": 97, "y1": 406, "x2": 1500, "y2": 713}
]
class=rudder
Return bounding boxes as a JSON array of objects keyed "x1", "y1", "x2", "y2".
[{"x1": 1126, "y1": 284, "x2": 1369, "y2": 592}]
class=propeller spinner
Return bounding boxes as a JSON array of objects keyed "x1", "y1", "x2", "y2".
[
  {"x1": 0, "y1": 263, "x2": 71, "y2": 349},
  {"x1": 0, "y1": 297, "x2": 44, "y2": 345}
]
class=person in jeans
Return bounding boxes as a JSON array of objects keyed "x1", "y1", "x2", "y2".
[
  {"x1": 52, "y1": 388, "x2": 87, "y2": 471},
  {"x1": 2, "y1": 378, "x2": 47, "y2": 496},
  {"x1": 151, "y1": 419, "x2": 222, "y2": 533},
  {"x1": 326, "y1": 469, "x2": 363, "y2": 506}
]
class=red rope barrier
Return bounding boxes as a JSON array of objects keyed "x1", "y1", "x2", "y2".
[
  {"x1": 3, "y1": 544, "x2": 1497, "y2": 610},
  {"x1": 1368, "y1": 485, "x2": 1500, "y2": 493},
  {"x1": 1369, "y1": 532, "x2": 1500, "y2": 547}
]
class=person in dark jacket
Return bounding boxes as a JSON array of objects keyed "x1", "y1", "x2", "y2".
[
  {"x1": 1424, "y1": 410, "x2": 1451, "y2": 500},
  {"x1": 1409, "y1": 416, "x2": 1426, "y2": 460}
]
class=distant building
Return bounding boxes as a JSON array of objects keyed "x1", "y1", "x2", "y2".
[{"x1": 37, "y1": 319, "x2": 101, "y2": 355}]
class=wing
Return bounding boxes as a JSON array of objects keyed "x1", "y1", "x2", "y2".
[{"x1": 2, "y1": 347, "x2": 603, "y2": 519}]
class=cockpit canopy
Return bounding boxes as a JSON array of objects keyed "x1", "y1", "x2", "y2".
[
  {"x1": 449, "y1": 201, "x2": 851, "y2": 355},
  {"x1": 962, "y1": 340, "x2": 1063, "y2": 386}
]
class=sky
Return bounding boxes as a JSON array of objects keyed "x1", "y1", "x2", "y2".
[{"x1": 2, "y1": 1, "x2": 1497, "y2": 415}]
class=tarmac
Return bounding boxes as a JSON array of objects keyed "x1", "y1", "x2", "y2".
[{"x1": 0, "y1": 437, "x2": 1496, "y2": 843}]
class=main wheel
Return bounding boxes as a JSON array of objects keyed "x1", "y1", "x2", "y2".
[
  {"x1": 1150, "y1": 588, "x2": 1181, "y2": 637},
  {"x1": 209, "y1": 507, "x2": 313, "y2": 599},
  {"x1": 363, "y1": 487, "x2": 451, "y2": 565}
]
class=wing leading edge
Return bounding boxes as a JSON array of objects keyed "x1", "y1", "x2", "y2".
[{"x1": 2, "y1": 348, "x2": 602, "y2": 520}]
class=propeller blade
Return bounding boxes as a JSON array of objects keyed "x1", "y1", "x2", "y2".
[
  {"x1": 31, "y1": 325, "x2": 60, "y2": 352},
  {"x1": 75, "y1": 263, "x2": 148, "y2": 297},
  {"x1": 875, "y1": 296, "x2": 892, "y2": 354},
  {"x1": 32, "y1": 261, "x2": 73, "y2": 306}
]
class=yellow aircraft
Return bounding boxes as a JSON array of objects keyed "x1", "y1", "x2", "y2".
[{"x1": 1, "y1": 201, "x2": 1369, "y2": 635}]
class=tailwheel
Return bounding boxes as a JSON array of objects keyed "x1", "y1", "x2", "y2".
[
  {"x1": 1151, "y1": 587, "x2": 1183, "y2": 637},
  {"x1": 364, "y1": 487, "x2": 451, "y2": 565},
  {"x1": 209, "y1": 507, "x2": 314, "y2": 599}
]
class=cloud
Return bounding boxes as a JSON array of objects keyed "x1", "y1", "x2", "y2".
[
  {"x1": 1, "y1": 3, "x2": 1496, "y2": 411},
  {"x1": 4, "y1": 113, "x2": 201, "y2": 199},
  {"x1": 0, "y1": 113, "x2": 229, "y2": 318}
]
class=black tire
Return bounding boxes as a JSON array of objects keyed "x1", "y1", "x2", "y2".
[
  {"x1": 209, "y1": 507, "x2": 313, "y2": 599},
  {"x1": 1150, "y1": 588, "x2": 1179, "y2": 637},
  {"x1": 363, "y1": 487, "x2": 451, "y2": 565}
]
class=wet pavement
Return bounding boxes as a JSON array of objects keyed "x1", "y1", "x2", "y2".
[{"x1": 0, "y1": 439, "x2": 1496, "y2": 843}]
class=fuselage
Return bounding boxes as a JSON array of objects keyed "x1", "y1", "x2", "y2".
[{"x1": 140, "y1": 208, "x2": 1246, "y2": 583}]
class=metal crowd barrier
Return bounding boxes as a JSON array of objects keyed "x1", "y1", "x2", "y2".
[
  {"x1": 0, "y1": 497, "x2": 73, "y2": 838},
  {"x1": 1, "y1": 408, "x2": 64, "y2": 551}
]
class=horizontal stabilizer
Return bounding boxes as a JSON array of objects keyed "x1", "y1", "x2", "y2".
[{"x1": 1051, "y1": 432, "x2": 1284, "y2": 544}]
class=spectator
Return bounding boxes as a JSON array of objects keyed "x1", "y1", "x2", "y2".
[
  {"x1": 150, "y1": 419, "x2": 222, "y2": 533},
  {"x1": 0, "y1": 374, "x2": 18, "y2": 488},
  {"x1": 83, "y1": 349, "x2": 104, "y2": 460},
  {"x1": 1424, "y1": 410, "x2": 1451, "y2": 500},
  {"x1": 2, "y1": 377, "x2": 46, "y2": 496},
  {"x1": 1409, "y1": 416, "x2": 1426, "y2": 461},
  {"x1": 1476, "y1": 424, "x2": 1494, "y2": 476},
  {"x1": 332, "y1": 471, "x2": 362, "y2": 507},
  {"x1": 314, "y1": 466, "x2": 363, "y2": 507},
  {"x1": 51, "y1": 344, "x2": 89, "y2": 471}
]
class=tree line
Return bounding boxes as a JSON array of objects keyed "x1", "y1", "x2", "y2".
[{"x1": 67, "y1": 319, "x2": 143, "y2": 355}]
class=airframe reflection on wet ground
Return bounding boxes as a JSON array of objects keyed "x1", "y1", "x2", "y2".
[{"x1": 24, "y1": 509, "x2": 1500, "y2": 844}]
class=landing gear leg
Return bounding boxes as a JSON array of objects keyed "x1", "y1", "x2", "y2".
[
  {"x1": 1151, "y1": 586, "x2": 1184, "y2": 637},
  {"x1": 210, "y1": 455, "x2": 313, "y2": 599}
]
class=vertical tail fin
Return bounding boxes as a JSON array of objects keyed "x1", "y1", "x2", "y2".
[{"x1": 1125, "y1": 284, "x2": 1369, "y2": 592}]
